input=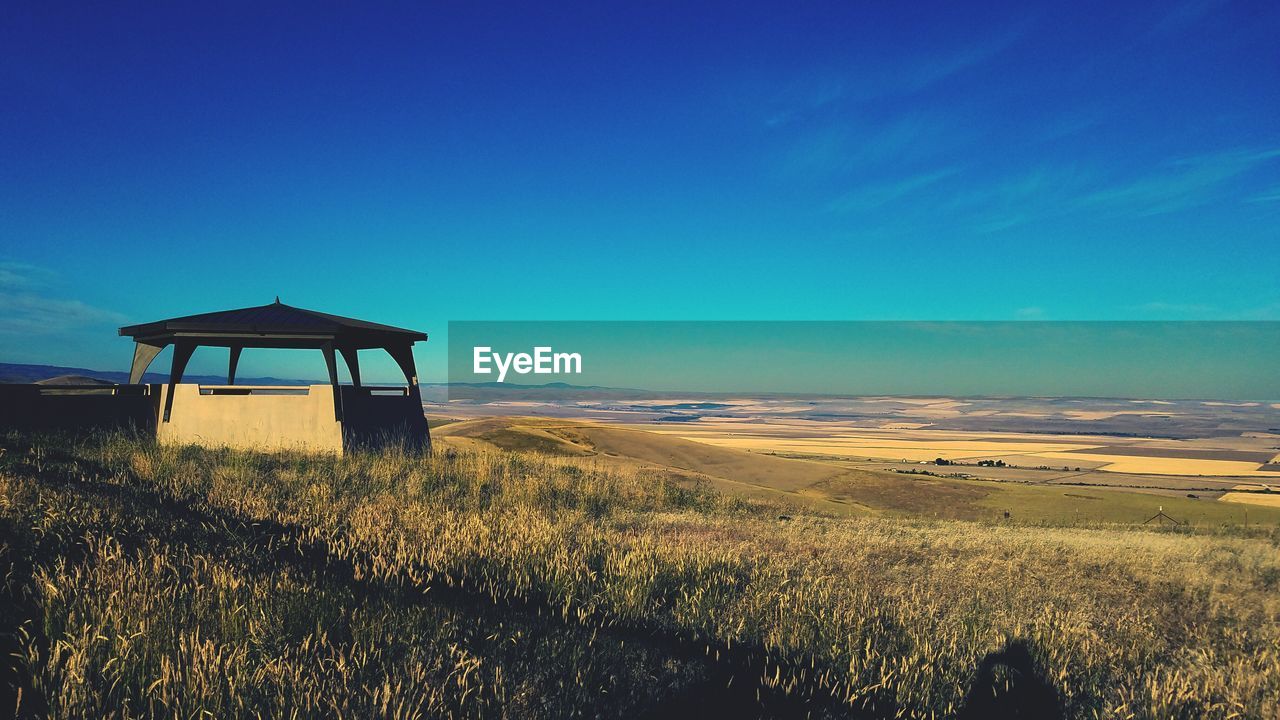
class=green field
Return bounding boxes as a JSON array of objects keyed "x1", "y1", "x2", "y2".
[{"x1": 3, "y1": 428, "x2": 1279, "y2": 718}]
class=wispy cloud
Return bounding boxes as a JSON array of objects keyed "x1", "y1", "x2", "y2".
[
  {"x1": 761, "y1": 25, "x2": 1027, "y2": 131},
  {"x1": 882, "y1": 146, "x2": 1280, "y2": 235},
  {"x1": 1245, "y1": 185, "x2": 1280, "y2": 204},
  {"x1": 942, "y1": 165, "x2": 1093, "y2": 233},
  {"x1": 852, "y1": 112, "x2": 964, "y2": 167},
  {"x1": 0, "y1": 293, "x2": 126, "y2": 335},
  {"x1": 762, "y1": 76, "x2": 847, "y2": 129},
  {"x1": 1073, "y1": 147, "x2": 1280, "y2": 217},
  {"x1": 774, "y1": 111, "x2": 962, "y2": 181},
  {"x1": 758, "y1": 23, "x2": 1029, "y2": 193},
  {"x1": 0, "y1": 262, "x2": 125, "y2": 336},
  {"x1": 0, "y1": 261, "x2": 55, "y2": 291},
  {"x1": 826, "y1": 168, "x2": 959, "y2": 214},
  {"x1": 887, "y1": 30, "x2": 1025, "y2": 97}
]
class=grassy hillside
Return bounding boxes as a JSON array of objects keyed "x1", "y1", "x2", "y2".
[
  {"x1": 437, "y1": 417, "x2": 880, "y2": 514},
  {"x1": 435, "y1": 417, "x2": 1280, "y2": 526},
  {"x1": 2, "y1": 429, "x2": 1279, "y2": 718}
]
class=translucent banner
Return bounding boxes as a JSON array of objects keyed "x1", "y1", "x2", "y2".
[{"x1": 446, "y1": 321, "x2": 1280, "y2": 401}]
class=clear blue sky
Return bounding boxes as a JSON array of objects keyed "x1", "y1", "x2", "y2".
[{"x1": 2, "y1": 1, "x2": 1278, "y2": 382}]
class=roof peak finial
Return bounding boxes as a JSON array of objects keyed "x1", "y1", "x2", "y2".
[{"x1": 275, "y1": 296, "x2": 281, "y2": 304}]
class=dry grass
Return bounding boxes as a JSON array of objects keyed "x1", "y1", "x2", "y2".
[{"x1": 2, "y1": 430, "x2": 1279, "y2": 718}]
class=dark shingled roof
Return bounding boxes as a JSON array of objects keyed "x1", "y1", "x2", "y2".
[{"x1": 119, "y1": 301, "x2": 427, "y2": 343}]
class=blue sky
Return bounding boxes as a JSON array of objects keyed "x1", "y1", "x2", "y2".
[{"x1": 2, "y1": 1, "x2": 1278, "y2": 382}]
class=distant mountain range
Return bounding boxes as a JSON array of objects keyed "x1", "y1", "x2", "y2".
[{"x1": 0, "y1": 362, "x2": 317, "y2": 387}]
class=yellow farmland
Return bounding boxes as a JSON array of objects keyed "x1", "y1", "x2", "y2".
[
  {"x1": 1036, "y1": 452, "x2": 1280, "y2": 477},
  {"x1": 1219, "y1": 492, "x2": 1280, "y2": 508},
  {"x1": 654, "y1": 434, "x2": 1089, "y2": 462},
  {"x1": 637, "y1": 421, "x2": 1280, "y2": 477}
]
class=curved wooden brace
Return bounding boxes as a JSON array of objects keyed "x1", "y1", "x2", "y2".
[{"x1": 129, "y1": 341, "x2": 167, "y2": 384}]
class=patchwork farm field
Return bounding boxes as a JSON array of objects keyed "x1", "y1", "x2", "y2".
[
  {"x1": 636, "y1": 422, "x2": 1280, "y2": 480},
  {"x1": 433, "y1": 415, "x2": 1280, "y2": 524},
  {"x1": 434, "y1": 392, "x2": 1280, "y2": 517}
]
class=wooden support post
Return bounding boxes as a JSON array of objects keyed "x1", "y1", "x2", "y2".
[
  {"x1": 163, "y1": 342, "x2": 195, "y2": 423},
  {"x1": 338, "y1": 346, "x2": 362, "y2": 388},
  {"x1": 322, "y1": 342, "x2": 343, "y2": 422},
  {"x1": 228, "y1": 346, "x2": 243, "y2": 385},
  {"x1": 385, "y1": 343, "x2": 419, "y2": 386},
  {"x1": 129, "y1": 341, "x2": 166, "y2": 385}
]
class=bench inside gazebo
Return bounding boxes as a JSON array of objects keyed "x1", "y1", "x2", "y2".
[{"x1": 118, "y1": 299, "x2": 430, "y2": 453}]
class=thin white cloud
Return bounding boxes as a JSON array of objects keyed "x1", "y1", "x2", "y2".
[
  {"x1": 826, "y1": 168, "x2": 959, "y2": 214},
  {"x1": 761, "y1": 24, "x2": 1028, "y2": 130},
  {"x1": 0, "y1": 262, "x2": 126, "y2": 336},
  {"x1": 0, "y1": 292, "x2": 126, "y2": 334},
  {"x1": 1073, "y1": 147, "x2": 1280, "y2": 217},
  {"x1": 773, "y1": 110, "x2": 963, "y2": 182},
  {"x1": 901, "y1": 146, "x2": 1280, "y2": 234},
  {"x1": 889, "y1": 30, "x2": 1025, "y2": 96},
  {"x1": 944, "y1": 165, "x2": 1092, "y2": 232},
  {"x1": 1244, "y1": 186, "x2": 1280, "y2": 204},
  {"x1": 0, "y1": 261, "x2": 55, "y2": 291}
]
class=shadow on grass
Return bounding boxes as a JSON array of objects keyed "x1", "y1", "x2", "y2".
[{"x1": 957, "y1": 640, "x2": 1063, "y2": 720}]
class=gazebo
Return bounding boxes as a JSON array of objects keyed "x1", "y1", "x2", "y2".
[{"x1": 117, "y1": 299, "x2": 430, "y2": 453}]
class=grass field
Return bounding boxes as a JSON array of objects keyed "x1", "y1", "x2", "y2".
[{"x1": 3, "y1": 428, "x2": 1280, "y2": 718}]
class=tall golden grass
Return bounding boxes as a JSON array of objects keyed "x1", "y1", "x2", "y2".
[{"x1": 2, "y1": 430, "x2": 1278, "y2": 718}]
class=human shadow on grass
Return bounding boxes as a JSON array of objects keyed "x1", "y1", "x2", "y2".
[{"x1": 957, "y1": 639, "x2": 1063, "y2": 720}]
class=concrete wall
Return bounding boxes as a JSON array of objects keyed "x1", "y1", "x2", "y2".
[
  {"x1": 339, "y1": 386, "x2": 432, "y2": 451},
  {"x1": 0, "y1": 384, "x2": 157, "y2": 433},
  {"x1": 2, "y1": 383, "x2": 431, "y2": 455},
  {"x1": 156, "y1": 384, "x2": 344, "y2": 454}
]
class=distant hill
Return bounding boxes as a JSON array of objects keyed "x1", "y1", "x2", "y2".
[
  {"x1": 35, "y1": 375, "x2": 115, "y2": 386},
  {"x1": 0, "y1": 362, "x2": 317, "y2": 386},
  {"x1": 432, "y1": 381, "x2": 666, "y2": 403}
]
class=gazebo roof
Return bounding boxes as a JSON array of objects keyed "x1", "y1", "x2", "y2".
[
  {"x1": 119, "y1": 299, "x2": 427, "y2": 346},
  {"x1": 120, "y1": 299, "x2": 427, "y2": 391}
]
